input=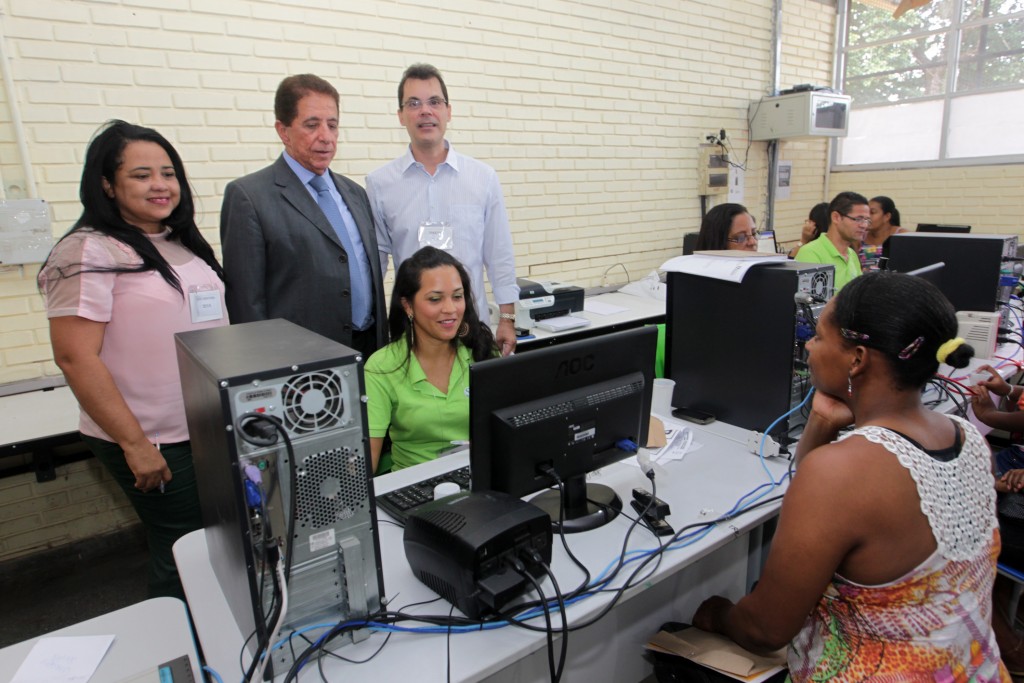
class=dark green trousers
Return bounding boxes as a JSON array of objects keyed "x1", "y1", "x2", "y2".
[{"x1": 82, "y1": 436, "x2": 203, "y2": 600}]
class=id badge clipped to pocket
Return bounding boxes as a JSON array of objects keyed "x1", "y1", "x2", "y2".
[
  {"x1": 188, "y1": 284, "x2": 224, "y2": 324},
  {"x1": 418, "y1": 221, "x2": 455, "y2": 251}
]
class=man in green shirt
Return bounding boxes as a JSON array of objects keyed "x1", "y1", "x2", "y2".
[{"x1": 796, "y1": 191, "x2": 870, "y2": 295}]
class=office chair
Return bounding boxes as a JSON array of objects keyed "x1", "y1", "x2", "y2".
[{"x1": 998, "y1": 562, "x2": 1024, "y2": 625}]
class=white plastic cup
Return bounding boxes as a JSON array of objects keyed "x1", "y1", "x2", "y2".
[{"x1": 651, "y1": 378, "x2": 676, "y2": 416}]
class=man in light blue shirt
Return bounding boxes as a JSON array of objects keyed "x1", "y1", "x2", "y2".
[{"x1": 366, "y1": 63, "x2": 519, "y2": 355}]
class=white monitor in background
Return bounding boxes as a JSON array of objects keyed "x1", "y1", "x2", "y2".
[{"x1": 757, "y1": 231, "x2": 779, "y2": 254}]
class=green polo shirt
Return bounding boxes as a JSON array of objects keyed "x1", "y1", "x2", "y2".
[
  {"x1": 795, "y1": 233, "x2": 862, "y2": 294},
  {"x1": 365, "y1": 339, "x2": 474, "y2": 471}
]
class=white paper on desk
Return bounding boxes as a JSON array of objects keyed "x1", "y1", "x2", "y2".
[
  {"x1": 628, "y1": 427, "x2": 703, "y2": 469},
  {"x1": 661, "y1": 253, "x2": 786, "y2": 283},
  {"x1": 584, "y1": 300, "x2": 628, "y2": 316},
  {"x1": 11, "y1": 635, "x2": 115, "y2": 683},
  {"x1": 533, "y1": 315, "x2": 591, "y2": 332}
]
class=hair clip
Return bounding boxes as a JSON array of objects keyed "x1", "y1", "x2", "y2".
[
  {"x1": 840, "y1": 328, "x2": 870, "y2": 342},
  {"x1": 898, "y1": 336, "x2": 925, "y2": 360}
]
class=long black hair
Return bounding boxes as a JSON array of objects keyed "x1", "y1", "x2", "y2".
[
  {"x1": 695, "y1": 203, "x2": 749, "y2": 251},
  {"x1": 871, "y1": 195, "x2": 901, "y2": 228},
  {"x1": 831, "y1": 271, "x2": 973, "y2": 390},
  {"x1": 41, "y1": 120, "x2": 222, "y2": 293},
  {"x1": 387, "y1": 247, "x2": 497, "y2": 367},
  {"x1": 808, "y1": 202, "x2": 829, "y2": 240}
]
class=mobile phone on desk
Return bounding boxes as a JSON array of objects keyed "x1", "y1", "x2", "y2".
[{"x1": 672, "y1": 407, "x2": 715, "y2": 425}]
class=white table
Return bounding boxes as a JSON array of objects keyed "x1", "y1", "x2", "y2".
[
  {"x1": 514, "y1": 290, "x2": 665, "y2": 349},
  {"x1": 0, "y1": 384, "x2": 81, "y2": 481},
  {"x1": 176, "y1": 415, "x2": 788, "y2": 682},
  {"x1": 0, "y1": 597, "x2": 202, "y2": 682},
  {"x1": 0, "y1": 384, "x2": 78, "y2": 449}
]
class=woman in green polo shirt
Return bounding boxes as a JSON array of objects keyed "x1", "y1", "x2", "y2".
[{"x1": 365, "y1": 247, "x2": 499, "y2": 473}]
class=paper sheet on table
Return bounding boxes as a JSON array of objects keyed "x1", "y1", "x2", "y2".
[
  {"x1": 533, "y1": 315, "x2": 591, "y2": 331},
  {"x1": 630, "y1": 426, "x2": 702, "y2": 468},
  {"x1": 646, "y1": 627, "x2": 786, "y2": 682},
  {"x1": 661, "y1": 252, "x2": 787, "y2": 283},
  {"x1": 584, "y1": 299, "x2": 628, "y2": 316},
  {"x1": 11, "y1": 635, "x2": 115, "y2": 683}
]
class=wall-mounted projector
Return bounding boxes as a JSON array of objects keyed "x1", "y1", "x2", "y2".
[{"x1": 749, "y1": 89, "x2": 851, "y2": 141}]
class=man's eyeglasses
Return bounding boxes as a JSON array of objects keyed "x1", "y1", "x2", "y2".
[
  {"x1": 401, "y1": 97, "x2": 448, "y2": 111},
  {"x1": 726, "y1": 230, "x2": 760, "y2": 244},
  {"x1": 843, "y1": 214, "x2": 871, "y2": 226}
]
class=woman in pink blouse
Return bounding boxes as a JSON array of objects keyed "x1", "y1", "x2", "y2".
[{"x1": 38, "y1": 121, "x2": 227, "y2": 599}]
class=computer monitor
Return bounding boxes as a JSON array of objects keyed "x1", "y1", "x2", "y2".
[
  {"x1": 682, "y1": 232, "x2": 699, "y2": 255},
  {"x1": 756, "y1": 230, "x2": 779, "y2": 254},
  {"x1": 469, "y1": 326, "x2": 657, "y2": 533},
  {"x1": 917, "y1": 223, "x2": 972, "y2": 234}
]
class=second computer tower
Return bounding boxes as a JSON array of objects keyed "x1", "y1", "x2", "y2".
[{"x1": 665, "y1": 261, "x2": 834, "y2": 439}]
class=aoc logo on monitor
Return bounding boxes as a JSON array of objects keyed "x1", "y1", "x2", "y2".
[{"x1": 556, "y1": 354, "x2": 595, "y2": 378}]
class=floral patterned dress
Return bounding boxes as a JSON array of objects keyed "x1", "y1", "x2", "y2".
[{"x1": 787, "y1": 416, "x2": 1010, "y2": 683}]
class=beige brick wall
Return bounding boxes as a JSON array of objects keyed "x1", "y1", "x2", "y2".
[
  {"x1": 0, "y1": 0, "x2": 841, "y2": 560},
  {"x1": 831, "y1": 165, "x2": 1024, "y2": 236},
  {"x1": 0, "y1": 0, "x2": 837, "y2": 387},
  {"x1": 0, "y1": 458, "x2": 138, "y2": 563}
]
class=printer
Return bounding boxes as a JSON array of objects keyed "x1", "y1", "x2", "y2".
[{"x1": 515, "y1": 277, "x2": 585, "y2": 329}]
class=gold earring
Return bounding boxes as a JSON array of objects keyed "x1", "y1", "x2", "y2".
[
  {"x1": 407, "y1": 313, "x2": 415, "y2": 346},
  {"x1": 458, "y1": 322, "x2": 469, "y2": 338}
]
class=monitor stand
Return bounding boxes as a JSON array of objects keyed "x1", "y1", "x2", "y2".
[{"x1": 528, "y1": 475, "x2": 621, "y2": 533}]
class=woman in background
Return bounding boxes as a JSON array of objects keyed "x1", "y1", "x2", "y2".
[
  {"x1": 788, "y1": 202, "x2": 829, "y2": 258},
  {"x1": 365, "y1": 247, "x2": 498, "y2": 473},
  {"x1": 694, "y1": 202, "x2": 758, "y2": 252},
  {"x1": 860, "y1": 195, "x2": 906, "y2": 270},
  {"x1": 971, "y1": 366, "x2": 1024, "y2": 674},
  {"x1": 38, "y1": 120, "x2": 226, "y2": 599},
  {"x1": 694, "y1": 272, "x2": 1008, "y2": 682}
]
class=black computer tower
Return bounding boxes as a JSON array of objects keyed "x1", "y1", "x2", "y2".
[
  {"x1": 175, "y1": 319, "x2": 384, "y2": 679},
  {"x1": 665, "y1": 261, "x2": 833, "y2": 438},
  {"x1": 886, "y1": 233, "x2": 1018, "y2": 312}
]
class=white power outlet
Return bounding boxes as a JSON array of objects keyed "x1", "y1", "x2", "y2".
[{"x1": 747, "y1": 431, "x2": 781, "y2": 458}]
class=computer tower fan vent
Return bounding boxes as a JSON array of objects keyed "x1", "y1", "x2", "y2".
[
  {"x1": 297, "y1": 446, "x2": 370, "y2": 529},
  {"x1": 281, "y1": 370, "x2": 345, "y2": 434}
]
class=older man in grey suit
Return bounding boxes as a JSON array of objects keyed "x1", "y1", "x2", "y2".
[{"x1": 220, "y1": 74, "x2": 386, "y2": 356}]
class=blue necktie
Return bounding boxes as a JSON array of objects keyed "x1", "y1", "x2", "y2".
[{"x1": 308, "y1": 173, "x2": 372, "y2": 329}]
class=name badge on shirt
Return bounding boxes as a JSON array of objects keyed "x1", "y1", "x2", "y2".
[
  {"x1": 189, "y1": 285, "x2": 224, "y2": 324},
  {"x1": 418, "y1": 221, "x2": 455, "y2": 251}
]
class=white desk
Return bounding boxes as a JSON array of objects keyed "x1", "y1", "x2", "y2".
[
  {"x1": 0, "y1": 384, "x2": 81, "y2": 481},
  {"x1": 176, "y1": 416, "x2": 788, "y2": 682},
  {"x1": 515, "y1": 290, "x2": 665, "y2": 349},
  {"x1": 0, "y1": 597, "x2": 202, "y2": 682},
  {"x1": 0, "y1": 384, "x2": 78, "y2": 449}
]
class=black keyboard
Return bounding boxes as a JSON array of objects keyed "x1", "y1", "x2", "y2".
[{"x1": 375, "y1": 465, "x2": 471, "y2": 524}]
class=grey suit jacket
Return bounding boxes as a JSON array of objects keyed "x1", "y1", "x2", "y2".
[{"x1": 220, "y1": 155, "x2": 388, "y2": 350}]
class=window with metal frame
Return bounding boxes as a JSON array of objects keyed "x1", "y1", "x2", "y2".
[{"x1": 836, "y1": 0, "x2": 1024, "y2": 167}]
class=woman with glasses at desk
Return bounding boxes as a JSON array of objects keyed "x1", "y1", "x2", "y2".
[
  {"x1": 694, "y1": 272, "x2": 1009, "y2": 682},
  {"x1": 365, "y1": 247, "x2": 498, "y2": 474},
  {"x1": 694, "y1": 202, "x2": 759, "y2": 252}
]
